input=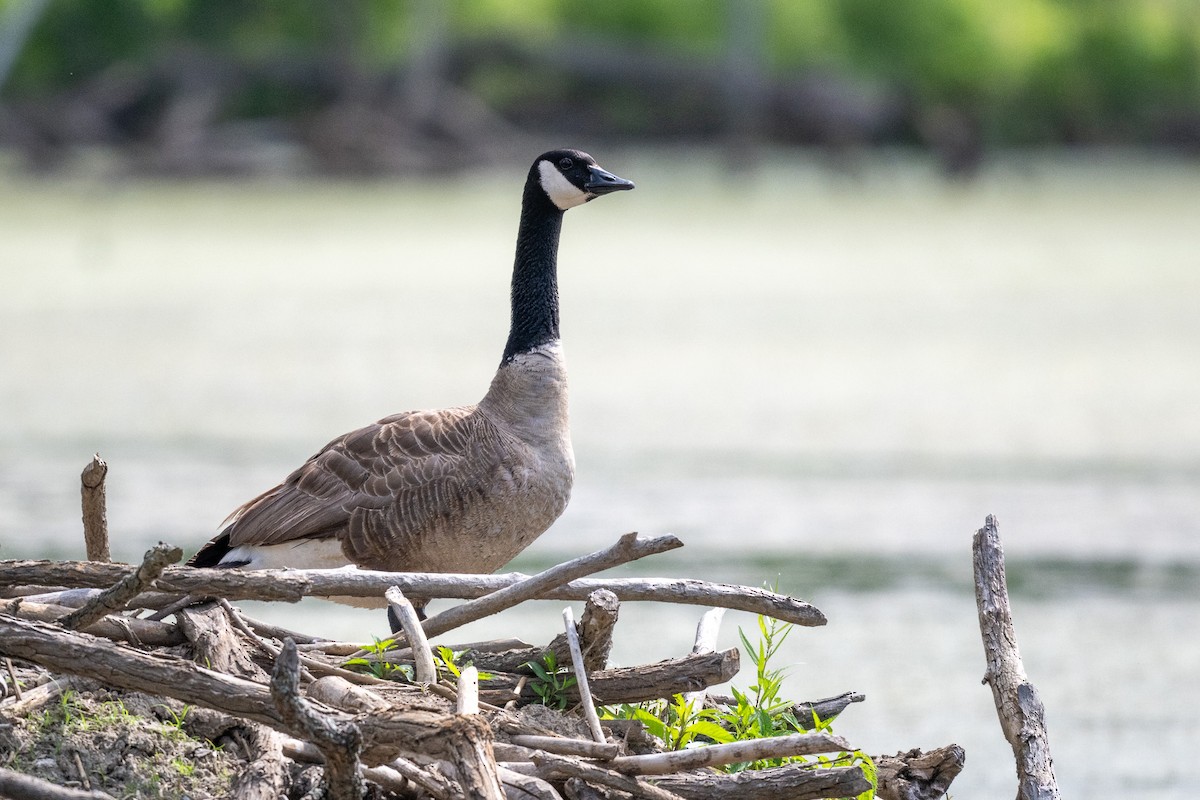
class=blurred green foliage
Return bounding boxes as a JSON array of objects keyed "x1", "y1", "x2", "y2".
[{"x1": 3, "y1": 0, "x2": 1198, "y2": 145}]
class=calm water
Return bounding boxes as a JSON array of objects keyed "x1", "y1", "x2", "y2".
[{"x1": 2, "y1": 152, "x2": 1198, "y2": 797}]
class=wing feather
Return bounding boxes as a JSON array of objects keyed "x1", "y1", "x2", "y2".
[{"x1": 223, "y1": 405, "x2": 510, "y2": 553}]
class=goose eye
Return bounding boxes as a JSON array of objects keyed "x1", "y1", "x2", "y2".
[{"x1": 558, "y1": 157, "x2": 574, "y2": 170}]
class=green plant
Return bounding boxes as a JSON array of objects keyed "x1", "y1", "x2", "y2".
[
  {"x1": 525, "y1": 651, "x2": 577, "y2": 710},
  {"x1": 158, "y1": 703, "x2": 191, "y2": 731},
  {"x1": 343, "y1": 637, "x2": 413, "y2": 682},
  {"x1": 602, "y1": 612, "x2": 877, "y2": 799},
  {"x1": 170, "y1": 757, "x2": 195, "y2": 777}
]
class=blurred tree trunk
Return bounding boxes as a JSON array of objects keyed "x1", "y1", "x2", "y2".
[{"x1": 723, "y1": 0, "x2": 768, "y2": 172}]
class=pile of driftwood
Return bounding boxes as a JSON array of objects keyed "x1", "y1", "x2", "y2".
[{"x1": 0, "y1": 459, "x2": 1059, "y2": 800}]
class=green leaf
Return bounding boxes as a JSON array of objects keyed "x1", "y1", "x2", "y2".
[{"x1": 687, "y1": 720, "x2": 736, "y2": 744}]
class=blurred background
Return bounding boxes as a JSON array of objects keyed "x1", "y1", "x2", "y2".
[{"x1": 2, "y1": 1, "x2": 1199, "y2": 797}]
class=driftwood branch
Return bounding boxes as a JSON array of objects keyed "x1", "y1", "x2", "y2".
[
  {"x1": 421, "y1": 533, "x2": 681, "y2": 639},
  {"x1": 59, "y1": 544, "x2": 182, "y2": 632},
  {"x1": 973, "y1": 515, "x2": 1061, "y2": 800},
  {"x1": 80, "y1": 454, "x2": 109, "y2": 563},
  {"x1": 0, "y1": 560, "x2": 825, "y2": 627},
  {"x1": 271, "y1": 639, "x2": 364, "y2": 800}
]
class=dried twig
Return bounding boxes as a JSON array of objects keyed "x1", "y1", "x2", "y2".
[
  {"x1": 58, "y1": 543, "x2": 182, "y2": 632},
  {"x1": 509, "y1": 734, "x2": 619, "y2": 760},
  {"x1": 420, "y1": 533, "x2": 682, "y2": 639},
  {"x1": 561, "y1": 607, "x2": 606, "y2": 745},
  {"x1": 3, "y1": 657, "x2": 21, "y2": 701},
  {"x1": 386, "y1": 586, "x2": 437, "y2": 684},
  {"x1": 80, "y1": 454, "x2": 109, "y2": 563},
  {"x1": 973, "y1": 515, "x2": 1060, "y2": 800}
]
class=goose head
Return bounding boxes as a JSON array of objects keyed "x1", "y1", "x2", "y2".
[{"x1": 533, "y1": 149, "x2": 635, "y2": 211}]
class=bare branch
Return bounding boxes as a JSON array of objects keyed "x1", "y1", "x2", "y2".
[
  {"x1": 420, "y1": 533, "x2": 681, "y2": 639},
  {"x1": 561, "y1": 606, "x2": 606, "y2": 744},
  {"x1": 58, "y1": 543, "x2": 182, "y2": 631},
  {"x1": 973, "y1": 515, "x2": 1061, "y2": 800}
]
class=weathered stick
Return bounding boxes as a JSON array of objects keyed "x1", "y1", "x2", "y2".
[
  {"x1": 562, "y1": 606, "x2": 606, "y2": 745},
  {"x1": 0, "y1": 561, "x2": 825, "y2": 626},
  {"x1": 0, "y1": 675, "x2": 90, "y2": 718},
  {"x1": 653, "y1": 763, "x2": 870, "y2": 800},
  {"x1": 270, "y1": 639, "x2": 364, "y2": 800},
  {"x1": 533, "y1": 753, "x2": 685, "y2": 800},
  {"x1": 682, "y1": 607, "x2": 725, "y2": 708},
  {"x1": 229, "y1": 723, "x2": 288, "y2": 800},
  {"x1": 973, "y1": 515, "x2": 1061, "y2": 800},
  {"x1": 508, "y1": 735, "x2": 619, "y2": 760},
  {"x1": 874, "y1": 744, "x2": 965, "y2": 800},
  {"x1": 58, "y1": 543, "x2": 182, "y2": 632},
  {"x1": 607, "y1": 732, "x2": 850, "y2": 775},
  {"x1": 1, "y1": 598, "x2": 182, "y2": 647},
  {"x1": 386, "y1": 586, "x2": 438, "y2": 684},
  {"x1": 420, "y1": 533, "x2": 682, "y2": 639},
  {"x1": 458, "y1": 665, "x2": 480, "y2": 715},
  {"x1": 0, "y1": 767, "x2": 115, "y2": 800},
  {"x1": 497, "y1": 765, "x2": 563, "y2": 800},
  {"x1": 80, "y1": 454, "x2": 110, "y2": 563},
  {"x1": 2, "y1": 657, "x2": 20, "y2": 701}
]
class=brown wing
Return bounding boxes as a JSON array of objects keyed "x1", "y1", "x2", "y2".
[{"x1": 223, "y1": 405, "x2": 512, "y2": 558}]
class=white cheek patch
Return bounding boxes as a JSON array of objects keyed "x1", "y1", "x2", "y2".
[{"x1": 538, "y1": 160, "x2": 590, "y2": 210}]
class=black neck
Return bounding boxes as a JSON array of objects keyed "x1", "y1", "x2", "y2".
[{"x1": 501, "y1": 182, "x2": 565, "y2": 363}]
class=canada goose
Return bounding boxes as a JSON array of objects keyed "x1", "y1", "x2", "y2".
[{"x1": 188, "y1": 149, "x2": 634, "y2": 621}]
